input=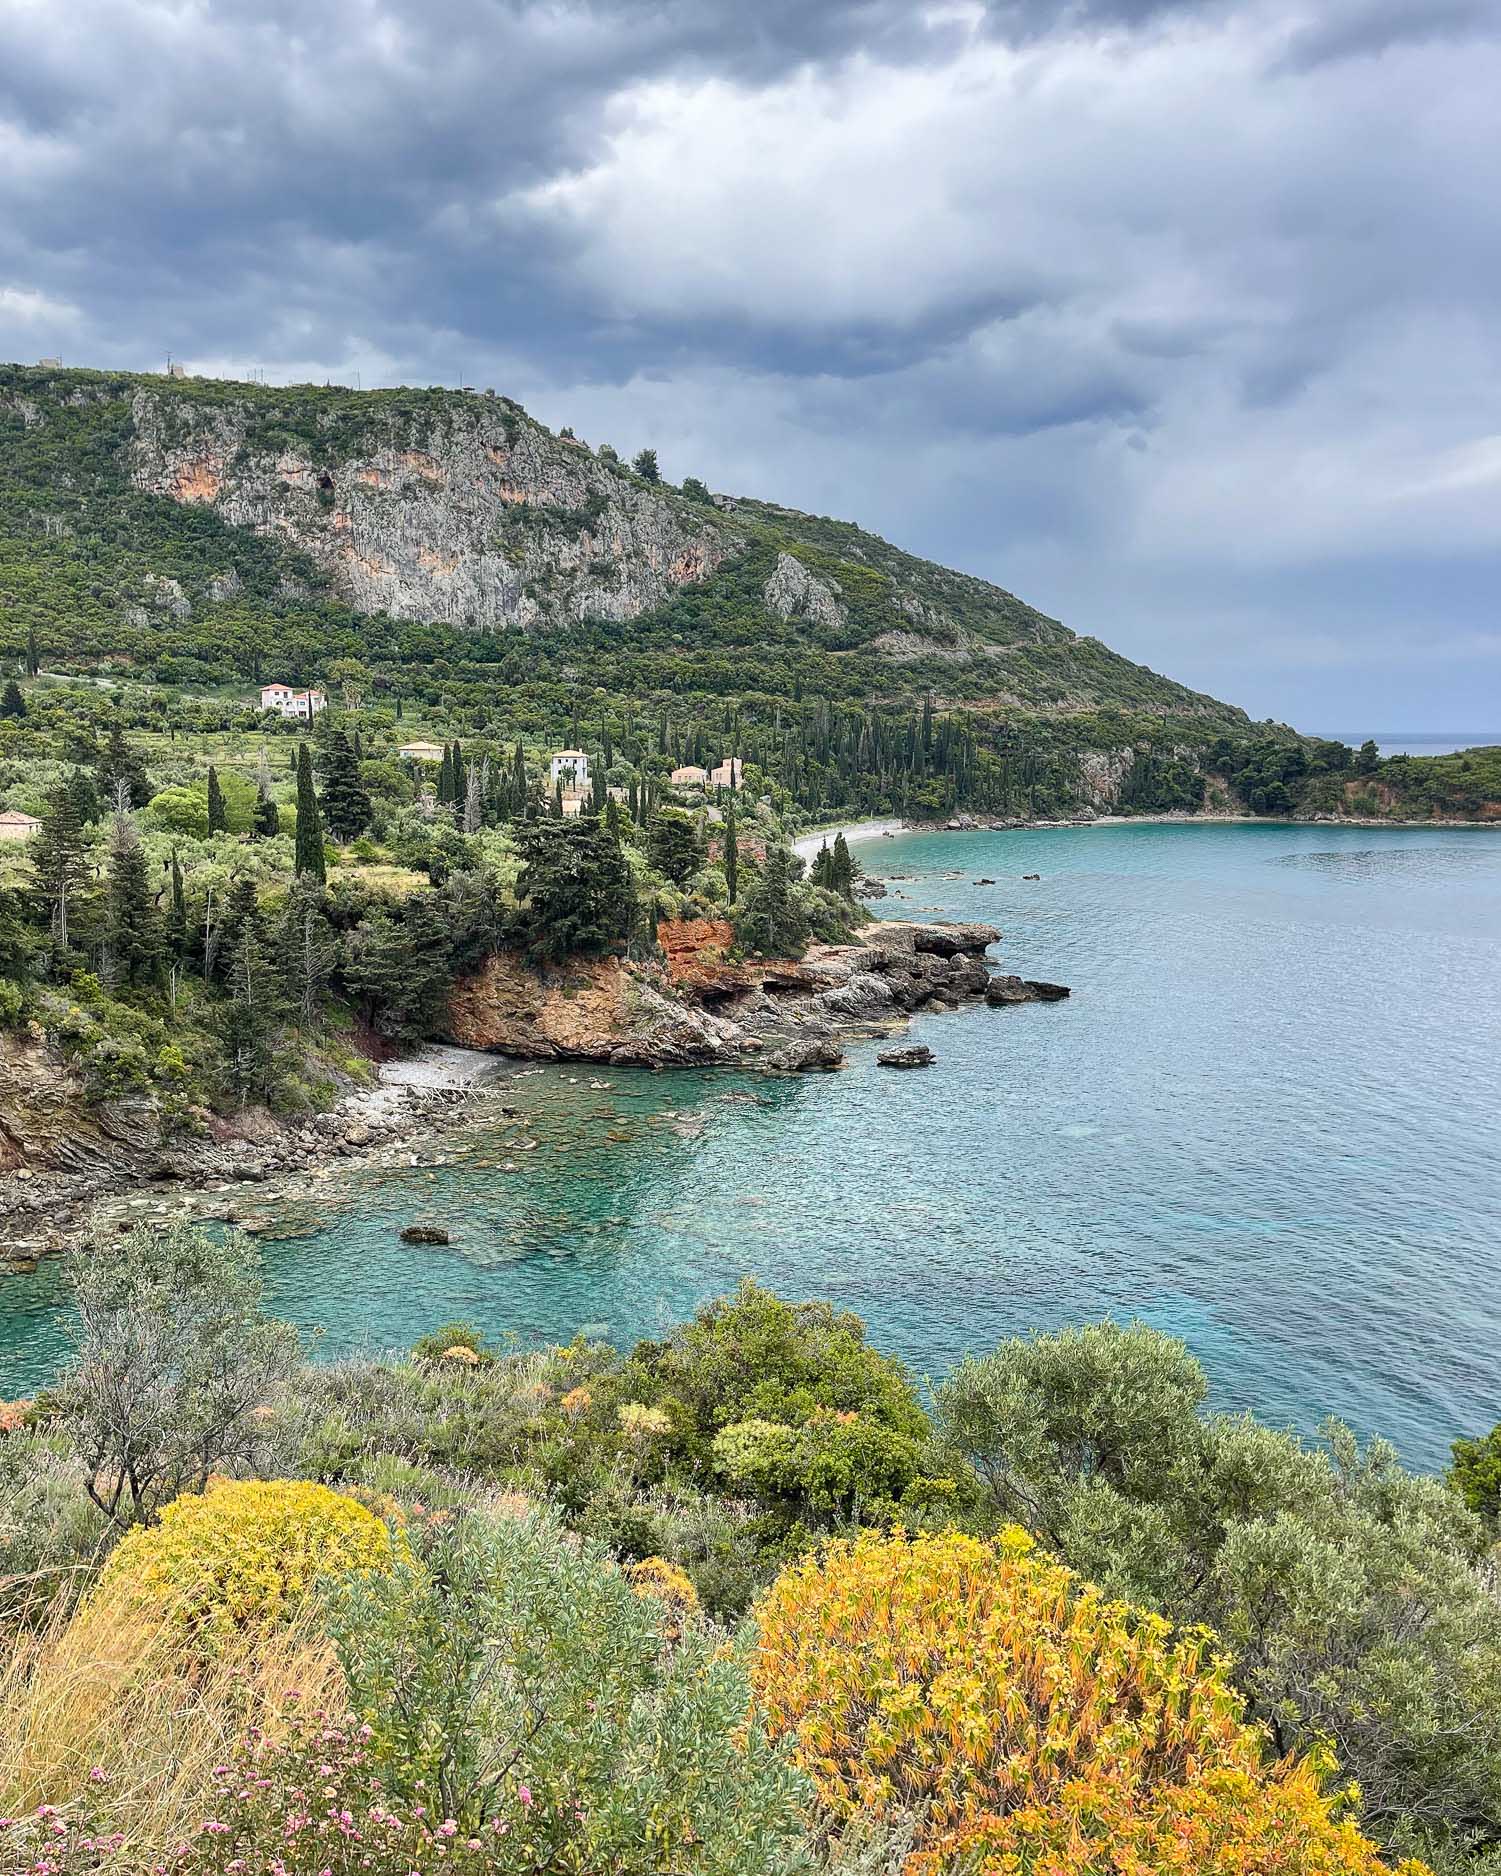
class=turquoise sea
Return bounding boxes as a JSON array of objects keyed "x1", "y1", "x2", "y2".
[{"x1": 3, "y1": 821, "x2": 1500, "y2": 1471}]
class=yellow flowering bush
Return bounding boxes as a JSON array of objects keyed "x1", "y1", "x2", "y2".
[
  {"x1": 97, "y1": 1478, "x2": 397, "y2": 1634},
  {"x1": 618, "y1": 1402, "x2": 673, "y2": 1440},
  {"x1": 627, "y1": 1554, "x2": 701, "y2": 1617},
  {"x1": 751, "y1": 1528, "x2": 1429, "y2": 1876}
]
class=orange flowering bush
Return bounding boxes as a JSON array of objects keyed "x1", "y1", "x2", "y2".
[{"x1": 751, "y1": 1528, "x2": 1430, "y2": 1876}]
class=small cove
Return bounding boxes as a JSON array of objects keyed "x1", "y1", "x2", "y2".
[{"x1": 3, "y1": 819, "x2": 1500, "y2": 1471}]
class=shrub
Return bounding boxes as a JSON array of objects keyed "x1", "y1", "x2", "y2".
[
  {"x1": 59, "y1": 1223, "x2": 300, "y2": 1525},
  {"x1": 632, "y1": 1280, "x2": 930, "y2": 1450},
  {"x1": 712, "y1": 1410, "x2": 926, "y2": 1516},
  {"x1": 934, "y1": 1324, "x2": 1501, "y2": 1860},
  {"x1": 412, "y1": 1320, "x2": 494, "y2": 1366},
  {"x1": 751, "y1": 1527, "x2": 1425, "y2": 1876},
  {"x1": 97, "y1": 1479, "x2": 395, "y2": 1633},
  {"x1": 325, "y1": 1503, "x2": 809, "y2": 1871}
]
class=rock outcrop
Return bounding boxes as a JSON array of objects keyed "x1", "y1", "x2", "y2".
[
  {"x1": 445, "y1": 951, "x2": 749, "y2": 1067},
  {"x1": 877, "y1": 1044, "x2": 935, "y2": 1069},
  {"x1": 442, "y1": 918, "x2": 1049, "y2": 1070},
  {"x1": 129, "y1": 389, "x2": 739, "y2": 635}
]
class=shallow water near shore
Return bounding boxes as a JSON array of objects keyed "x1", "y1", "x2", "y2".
[{"x1": 4, "y1": 820, "x2": 1501, "y2": 1471}]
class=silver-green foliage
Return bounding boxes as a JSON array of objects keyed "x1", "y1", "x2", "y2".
[
  {"x1": 935, "y1": 1320, "x2": 1501, "y2": 1865},
  {"x1": 330, "y1": 1500, "x2": 812, "y2": 1873}
]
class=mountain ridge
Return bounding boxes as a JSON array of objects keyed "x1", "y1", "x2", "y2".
[{"x1": 1, "y1": 361, "x2": 1250, "y2": 733}]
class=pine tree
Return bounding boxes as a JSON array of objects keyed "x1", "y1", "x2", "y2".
[
  {"x1": 0, "y1": 679, "x2": 25, "y2": 719},
  {"x1": 98, "y1": 724, "x2": 151, "y2": 812},
  {"x1": 213, "y1": 874, "x2": 263, "y2": 983},
  {"x1": 166, "y1": 850, "x2": 188, "y2": 958},
  {"x1": 632, "y1": 447, "x2": 661, "y2": 482},
  {"x1": 346, "y1": 895, "x2": 452, "y2": 1041},
  {"x1": 206, "y1": 765, "x2": 228, "y2": 834},
  {"x1": 294, "y1": 744, "x2": 326, "y2": 883},
  {"x1": 104, "y1": 814, "x2": 162, "y2": 991},
  {"x1": 279, "y1": 880, "x2": 338, "y2": 1026},
  {"x1": 30, "y1": 781, "x2": 90, "y2": 958},
  {"x1": 734, "y1": 845, "x2": 809, "y2": 959},
  {"x1": 318, "y1": 729, "x2": 372, "y2": 841},
  {"x1": 647, "y1": 808, "x2": 702, "y2": 887},
  {"x1": 513, "y1": 818, "x2": 635, "y2": 964},
  {"x1": 66, "y1": 767, "x2": 100, "y2": 828},
  {"x1": 220, "y1": 930, "x2": 282, "y2": 1107}
]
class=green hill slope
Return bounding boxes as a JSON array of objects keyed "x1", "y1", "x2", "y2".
[{"x1": 0, "y1": 362, "x2": 1245, "y2": 731}]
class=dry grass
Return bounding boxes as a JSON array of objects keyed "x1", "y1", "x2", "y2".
[{"x1": 0, "y1": 1585, "x2": 339, "y2": 1862}]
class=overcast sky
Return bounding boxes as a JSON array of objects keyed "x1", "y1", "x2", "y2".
[{"x1": 2, "y1": 0, "x2": 1498, "y2": 731}]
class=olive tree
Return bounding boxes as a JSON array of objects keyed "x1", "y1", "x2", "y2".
[
  {"x1": 935, "y1": 1321, "x2": 1501, "y2": 1865},
  {"x1": 59, "y1": 1223, "x2": 300, "y2": 1525}
]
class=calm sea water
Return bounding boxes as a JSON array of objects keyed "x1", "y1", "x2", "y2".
[{"x1": 3, "y1": 822, "x2": 1499, "y2": 1471}]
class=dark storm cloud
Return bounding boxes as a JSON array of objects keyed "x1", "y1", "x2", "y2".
[{"x1": 0, "y1": 0, "x2": 1498, "y2": 725}]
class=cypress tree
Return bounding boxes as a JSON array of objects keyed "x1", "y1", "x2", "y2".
[
  {"x1": 206, "y1": 765, "x2": 228, "y2": 834},
  {"x1": 832, "y1": 832, "x2": 854, "y2": 900},
  {"x1": 294, "y1": 744, "x2": 326, "y2": 884},
  {"x1": 25, "y1": 624, "x2": 40, "y2": 678},
  {"x1": 723, "y1": 796, "x2": 739, "y2": 905}
]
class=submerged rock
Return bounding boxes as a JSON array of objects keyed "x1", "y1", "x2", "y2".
[{"x1": 399, "y1": 1224, "x2": 451, "y2": 1245}]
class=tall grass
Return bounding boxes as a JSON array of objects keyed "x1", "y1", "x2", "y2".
[{"x1": 0, "y1": 1586, "x2": 339, "y2": 1864}]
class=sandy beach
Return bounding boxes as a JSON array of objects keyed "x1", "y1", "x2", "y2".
[{"x1": 792, "y1": 817, "x2": 906, "y2": 862}]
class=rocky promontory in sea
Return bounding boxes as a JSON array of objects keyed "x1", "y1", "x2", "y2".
[
  {"x1": 0, "y1": 917, "x2": 1068, "y2": 1267},
  {"x1": 446, "y1": 916, "x2": 1066, "y2": 1071}
]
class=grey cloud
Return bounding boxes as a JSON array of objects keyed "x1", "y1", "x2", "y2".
[
  {"x1": 1274, "y1": 0, "x2": 1499, "y2": 71},
  {"x1": 2, "y1": 0, "x2": 1500, "y2": 728}
]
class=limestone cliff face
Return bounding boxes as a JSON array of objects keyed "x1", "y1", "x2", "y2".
[{"x1": 128, "y1": 390, "x2": 739, "y2": 633}]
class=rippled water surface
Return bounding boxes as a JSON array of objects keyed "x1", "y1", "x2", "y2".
[{"x1": 4, "y1": 821, "x2": 1500, "y2": 1469}]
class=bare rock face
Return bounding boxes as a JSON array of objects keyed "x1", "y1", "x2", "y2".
[
  {"x1": 129, "y1": 390, "x2": 740, "y2": 636},
  {"x1": 446, "y1": 951, "x2": 747, "y2": 1067},
  {"x1": 763, "y1": 551, "x2": 845, "y2": 632}
]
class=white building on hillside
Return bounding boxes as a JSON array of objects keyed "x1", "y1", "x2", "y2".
[
  {"x1": 549, "y1": 749, "x2": 590, "y2": 791},
  {"x1": 260, "y1": 683, "x2": 327, "y2": 721},
  {"x1": 670, "y1": 764, "x2": 707, "y2": 787},
  {"x1": 399, "y1": 740, "x2": 447, "y2": 762},
  {"x1": 709, "y1": 757, "x2": 743, "y2": 788}
]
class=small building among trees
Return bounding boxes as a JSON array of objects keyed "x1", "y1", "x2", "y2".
[{"x1": 0, "y1": 809, "x2": 40, "y2": 842}]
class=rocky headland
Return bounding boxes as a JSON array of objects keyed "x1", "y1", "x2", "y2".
[
  {"x1": 0, "y1": 917, "x2": 1068, "y2": 1268},
  {"x1": 445, "y1": 916, "x2": 1066, "y2": 1072}
]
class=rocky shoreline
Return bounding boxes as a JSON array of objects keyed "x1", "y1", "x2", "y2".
[
  {"x1": 0, "y1": 917, "x2": 1070, "y2": 1271},
  {"x1": 444, "y1": 917, "x2": 1067, "y2": 1073}
]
